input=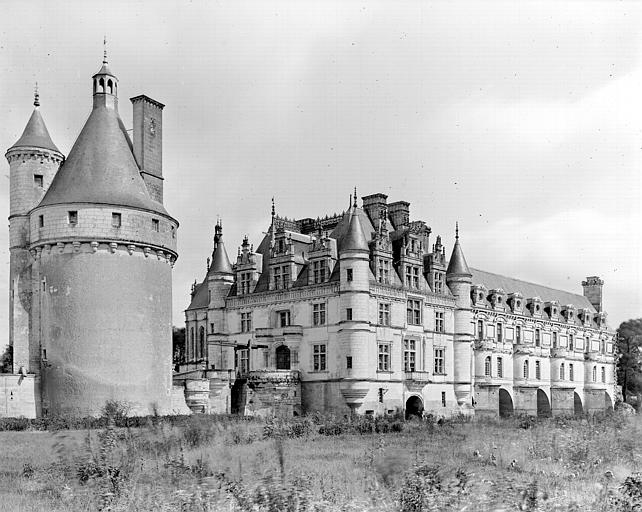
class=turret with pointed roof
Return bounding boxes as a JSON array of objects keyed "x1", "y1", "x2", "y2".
[
  {"x1": 209, "y1": 220, "x2": 234, "y2": 275},
  {"x1": 446, "y1": 223, "x2": 472, "y2": 279}
]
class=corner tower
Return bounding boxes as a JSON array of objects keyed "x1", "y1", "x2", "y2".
[
  {"x1": 28, "y1": 55, "x2": 179, "y2": 417},
  {"x1": 446, "y1": 224, "x2": 474, "y2": 413},
  {"x1": 5, "y1": 89, "x2": 64, "y2": 374}
]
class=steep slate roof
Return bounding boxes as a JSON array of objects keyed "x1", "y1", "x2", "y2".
[
  {"x1": 186, "y1": 281, "x2": 208, "y2": 310},
  {"x1": 38, "y1": 105, "x2": 167, "y2": 215},
  {"x1": 470, "y1": 268, "x2": 594, "y2": 312},
  {"x1": 337, "y1": 208, "x2": 369, "y2": 253},
  {"x1": 9, "y1": 108, "x2": 61, "y2": 153},
  {"x1": 209, "y1": 240, "x2": 233, "y2": 275},
  {"x1": 446, "y1": 238, "x2": 471, "y2": 276}
]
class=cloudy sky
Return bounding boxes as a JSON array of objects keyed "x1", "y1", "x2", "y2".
[{"x1": 1, "y1": 0, "x2": 641, "y2": 333}]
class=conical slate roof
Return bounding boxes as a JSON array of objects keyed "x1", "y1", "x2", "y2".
[
  {"x1": 38, "y1": 105, "x2": 167, "y2": 215},
  {"x1": 338, "y1": 208, "x2": 369, "y2": 253},
  {"x1": 446, "y1": 236, "x2": 471, "y2": 277},
  {"x1": 9, "y1": 108, "x2": 61, "y2": 153},
  {"x1": 209, "y1": 239, "x2": 233, "y2": 275}
]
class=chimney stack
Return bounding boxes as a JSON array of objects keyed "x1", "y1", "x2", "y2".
[
  {"x1": 131, "y1": 95, "x2": 164, "y2": 203},
  {"x1": 582, "y1": 276, "x2": 604, "y2": 312}
]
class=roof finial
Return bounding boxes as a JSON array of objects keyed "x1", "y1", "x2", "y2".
[
  {"x1": 349, "y1": 193, "x2": 352, "y2": 209},
  {"x1": 271, "y1": 197, "x2": 275, "y2": 219},
  {"x1": 33, "y1": 82, "x2": 40, "y2": 107},
  {"x1": 455, "y1": 222, "x2": 459, "y2": 241},
  {"x1": 353, "y1": 186, "x2": 357, "y2": 208},
  {"x1": 103, "y1": 35, "x2": 108, "y2": 64}
]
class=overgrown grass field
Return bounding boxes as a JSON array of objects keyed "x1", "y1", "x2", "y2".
[{"x1": 0, "y1": 411, "x2": 641, "y2": 511}]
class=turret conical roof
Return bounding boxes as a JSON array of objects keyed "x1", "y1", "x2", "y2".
[
  {"x1": 9, "y1": 108, "x2": 61, "y2": 154},
  {"x1": 209, "y1": 225, "x2": 233, "y2": 275},
  {"x1": 339, "y1": 208, "x2": 369, "y2": 253},
  {"x1": 446, "y1": 227, "x2": 471, "y2": 277},
  {"x1": 37, "y1": 105, "x2": 167, "y2": 215}
]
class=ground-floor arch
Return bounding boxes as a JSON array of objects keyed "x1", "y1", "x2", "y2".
[
  {"x1": 537, "y1": 389, "x2": 551, "y2": 418},
  {"x1": 499, "y1": 388, "x2": 514, "y2": 418},
  {"x1": 405, "y1": 395, "x2": 424, "y2": 419},
  {"x1": 276, "y1": 345, "x2": 291, "y2": 370},
  {"x1": 574, "y1": 392, "x2": 583, "y2": 416},
  {"x1": 605, "y1": 391, "x2": 613, "y2": 411}
]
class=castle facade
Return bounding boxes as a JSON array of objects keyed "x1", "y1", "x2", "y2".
[
  {"x1": 2, "y1": 55, "x2": 181, "y2": 417},
  {"x1": 181, "y1": 194, "x2": 617, "y2": 418}
]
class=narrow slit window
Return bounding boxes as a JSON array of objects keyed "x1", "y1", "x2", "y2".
[{"x1": 38, "y1": 215, "x2": 44, "y2": 228}]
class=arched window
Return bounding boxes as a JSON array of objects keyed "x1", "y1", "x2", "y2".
[
  {"x1": 592, "y1": 366, "x2": 597, "y2": 382},
  {"x1": 497, "y1": 357, "x2": 503, "y2": 378},
  {"x1": 569, "y1": 363, "x2": 574, "y2": 381},
  {"x1": 601, "y1": 366, "x2": 606, "y2": 383},
  {"x1": 107, "y1": 79, "x2": 113, "y2": 94},
  {"x1": 523, "y1": 360, "x2": 529, "y2": 379},
  {"x1": 99, "y1": 77, "x2": 105, "y2": 93},
  {"x1": 276, "y1": 345, "x2": 291, "y2": 370},
  {"x1": 198, "y1": 326, "x2": 205, "y2": 360},
  {"x1": 497, "y1": 323, "x2": 503, "y2": 343},
  {"x1": 484, "y1": 356, "x2": 491, "y2": 377},
  {"x1": 535, "y1": 360, "x2": 541, "y2": 380},
  {"x1": 560, "y1": 363, "x2": 565, "y2": 380}
]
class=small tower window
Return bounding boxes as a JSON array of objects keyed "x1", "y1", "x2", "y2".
[
  {"x1": 68, "y1": 211, "x2": 78, "y2": 226},
  {"x1": 99, "y1": 77, "x2": 105, "y2": 93},
  {"x1": 93, "y1": 79, "x2": 97, "y2": 94},
  {"x1": 346, "y1": 268, "x2": 353, "y2": 282},
  {"x1": 346, "y1": 308, "x2": 353, "y2": 321},
  {"x1": 346, "y1": 356, "x2": 352, "y2": 369},
  {"x1": 38, "y1": 215, "x2": 44, "y2": 228},
  {"x1": 34, "y1": 174, "x2": 43, "y2": 187},
  {"x1": 112, "y1": 212, "x2": 122, "y2": 228},
  {"x1": 152, "y1": 218, "x2": 160, "y2": 232},
  {"x1": 171, "y1": 226, "x2": 176, "y2": 238},
  {"x1": 107, "y1": 79, "x2": 113, "y2": 94}
]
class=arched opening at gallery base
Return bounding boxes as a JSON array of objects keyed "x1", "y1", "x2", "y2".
[
  {"x1": 276, "y1": 345, "x2": 291, "y2": 370},
  {"x1": 537, "y1": 389, "x2": 551, "y2": 417},
  {"x1": 498, "y1": 388, "x2": 514, "y2": 418},
  {"x1": 605, "y1": 391, "x2": 613, "y2": 411},
  {"x1": 574, "y1": 392, "x2": 583, "y2": 416},
  {"x1": 405, "y1": 395, "x2": 424, "y2": 419}
]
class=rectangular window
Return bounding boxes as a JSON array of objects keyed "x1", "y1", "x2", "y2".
[
  {"x1": 240, "y1": 312, "x2": 252, "y2": 333},
  {"x1": 68, "y1": 210, "x2": 78, "y2": 226},
  {"x1": 406, "y1": 299, "x2": 421, "y2": 325},
  {"x1": 278, "y1": 310, "x2": 291, "y2": 327},
  {"x1": 111, "y1": 212, "x2": 122, "y2": 228},
  {"x1": 313, "y1": 344, "x2": 327, "y2": 371},
  {"x1": 210, "y1": 322, "x2": 215, "y2": 334},
  {"x1": 535, "y1": 329, "x2": 541, "y2": 347},
  {"x1": 405, "y1": 265, "x2": 420, "y2": 288},
  {"x1": 441, "y1": 391, "x2": 446, "y2": 407},
  {"x1": 601, "y1": 366, "x2": 606, "y2": 383},
  {"x1": 346, "y1": 356, "x2": 352, "y2": 369},
  {"x1": 516, "y1": 326, "x2": 521, "y2": 344},
  {"x1": 435, "y1": 311, "x2": 444, "y2": 333},
  {"x1": 378, "y1": 303, "x2": 390, "y2": 326},
  {"x1": 569, "y1": 335, "x2": 574, "y2": 351},
  {"x1": 346, "y1": 268, "x2": 353, "y2": 282},
  {"x1": 346, "y1": 308, "x2": 353, "y2": 321},
  {"x1": 434, "y1": 272, "x2": 443, "y2": 294},
  {"x1": 238, "y1": 349, "x2": 249, "y2": 374},
  {"x1": 560, "y1": 363, "x2": 565, "y2": 380},
  {"x1": 152, "y1": 218, "x2": 159, "y2": 232},
  {"x1": 240, "y1": 272, "x2": 251, "y2": 294},
  {"x1": 378, "y1": 343, "x2": 390, "y2": 371},
  {"x1": 477, "y1": 320, "x2": 484, "y2": 340},
  {"x1": 312, "y1": 260, "x2": 327, "y2": 284},
  {"x1": 497, "y1": 357, "x2": 503, "y2": 378},
  {"x1": 38, "y1": 215, "x2": 44, "y2": 228},
  {"x1": 569, "y1": 363, "x2": 574, "y2": 381},
  {"x1": 535, "y1": 360, "x2": 541, "y2": 380},
  {"x1": 497, "y1": 323, "x2": 503, "y2": 343},
  {"x1": 34, "y1": 174, "x2": 43, "y2": 187},
  {"x1": 403, "y1": 339, "x2": 416, "y2": 372},
  {"x1": 484, "y1": 356, "x2": 491, "y2": 376},
  {"x1": 405, "y1": 265, "x2": 412, "y2": 287},
  {"x1": 434, "y1": 348, "x2": 445, "y2": 374},
  {"x1": 312, "y1": 302, "x2": 326, "y2": 326},
  {"x1": 552, "y1": 331, "x2": 558, "y2": 348},
  {"x1": 377, "y1": 258, "x2": 390, "y2": 284},
  {"x1": 274, "y1": 266, "x2": 281, "y2": 290}
]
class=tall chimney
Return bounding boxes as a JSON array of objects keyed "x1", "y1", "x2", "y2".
[
  {"x1": 582, "y1": 276, "x2": 604, "y2": 312},
  {"x1": 131, "y1": 95, "x2": 164, "y2": 203}
]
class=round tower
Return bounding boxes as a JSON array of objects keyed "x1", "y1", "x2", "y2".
[
  {"x1": 5, "y1": 88, "x2": 64, "y2": 374},
  {"x1": 29, "y1": 55, "x2": 179, "y2": 417},
  {"x1": 337, "y1": 200, "x2": 372, "y2": 411},
  {"x1": 446, "y1": 224, "x2": 474, "y2": 412}
]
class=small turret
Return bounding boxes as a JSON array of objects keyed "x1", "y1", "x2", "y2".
[
  {"x1": 446, "y1": 223, "x2": 472, "y2": 279},
  {"x1": 92, "y1": 39, "x2": 119, "y2": 110},
  {"x1": 209, "y1": 220, "x2": 233, "y2": 276}
]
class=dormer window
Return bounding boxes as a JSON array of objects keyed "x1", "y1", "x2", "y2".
[
  {"x1": 68, "y1": 211, "x2": 78, "y2": 226},
  {"x1": 377, "y1": 258, "x2": 390, "y2": 284},
  {"x1": 312, "y1": 260, "x2": 327, "y2": 284}
]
